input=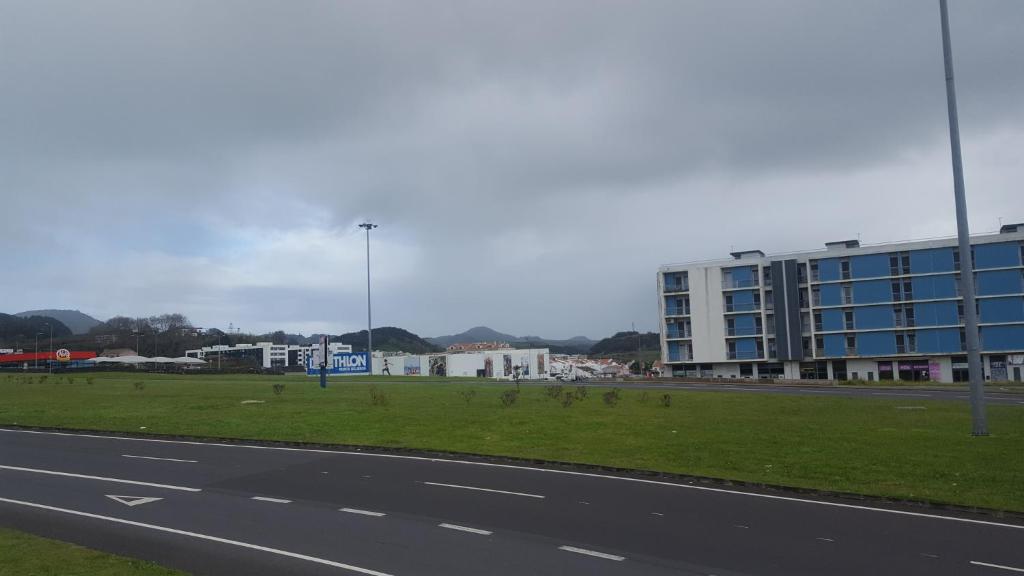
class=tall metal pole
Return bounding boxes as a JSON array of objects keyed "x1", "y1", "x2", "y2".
[
  {"x1": 940, "y1": 0, "x2": 987, "y2": 435},
  {"x1": 35, "y1": 333, "x2": 40, "y2": 370},
  {"x1": 48, "y1": 323, "x2": 53, "y2": 374},
  {"x1": 359, "y1": 223, "x2": 378, "y2": 375}
]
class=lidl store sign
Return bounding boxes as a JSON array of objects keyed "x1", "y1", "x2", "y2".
[{"x1": 307, "y1": 352, "x2": 369, "y2": 375}]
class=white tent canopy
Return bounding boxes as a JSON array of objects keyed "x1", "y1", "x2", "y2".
[{"x1": 84, "y1": 355, "x2": 206, "y2": 365}]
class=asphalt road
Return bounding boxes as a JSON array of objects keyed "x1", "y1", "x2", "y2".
[{"x1": 1, "y1": 427, "x2": 1023, "y2": 575}]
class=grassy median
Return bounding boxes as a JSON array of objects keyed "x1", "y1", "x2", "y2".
[
  {"x1": 0, "y1": 527, "x2": 184, "y2": 576},
  {"x1": 1, "y1": 372, "x2": 1023, "y2": 512}
]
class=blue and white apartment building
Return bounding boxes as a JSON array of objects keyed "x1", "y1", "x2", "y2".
[{"x1": 658, "y1": 224, "x2": 1024, "y2": 383}]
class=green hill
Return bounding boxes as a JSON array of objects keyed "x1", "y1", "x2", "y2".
[{"x1": 335, "y1": 327, "x2": 442, "y2": 354}]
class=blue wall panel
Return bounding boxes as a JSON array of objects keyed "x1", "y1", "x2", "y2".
[
  {"x1": 857, "y1": 331, "x2": 896, "y2": 356},
  {"x1": 823, "y1": 334, "x2": 846, "y2": 357},
  {"x1": 732, "y1": 314, "x2": 756, "y2": 330},
  {"x1": 820, "y1": 284, "x2": 842, "y2": 306},
  {"x1": 727, "y1": 266, "x2": 754, "y2": 283},
  {"x1": 910, "y1": 248, "x2": 955, "y2": 274},
  {"x1": 981, "y1": 325, "x2": 1024, "y2": 352},
  {"x1": 818, "y1": 259, "x2": 841, "y2": 282},
  {"x1": 912, "y1": 275, "x2": 958, "y2": 299},
  {"x1": 821, "y1": 309, "x2": 844, "y2": 331},
  {"x1": 851, "y1": 254, "x2": 890, "y2": 279},
  {"x1": 977, "y1": 270, "x2": 1023, "y2": 296},
  {"x1": 852, "y1": 280, "x2": 891, "y2": 304},
  {"x1": 855, "y1": 305, "x2": 894, "y2": 329},
  {"x1": 917, "y1": 328, "x2": 961, "y2": 354},
  {"x1": 974, "y1": 242, "x2": 1021, "y2": 269},
  {"x1": 730, "y1": 290, "x2": 755, "y2": 305},
  {"x1": 734, "y1": 338, "x2": 757, "y2": 356},
  {"x1": 914, "y1": 301, "x2": 959, "y2": 326},
  {"x1": 979, "y1": 297, "x2": 1024, "y2": 323}
]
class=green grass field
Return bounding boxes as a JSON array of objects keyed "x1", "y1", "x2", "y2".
[
  {"x1": 2, "y1": 372, "x2": 1023, "y2": 512},
  {"x1": 0, "y1": 527, "x2": 185, "y2": 576}
]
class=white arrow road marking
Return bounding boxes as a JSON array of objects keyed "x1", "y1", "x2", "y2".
[{"x1": 106, "y1": 495, "x2": 163, "y2": 507}]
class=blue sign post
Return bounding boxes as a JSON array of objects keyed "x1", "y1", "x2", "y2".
[{"x1": 308, "y1": 351, "x2": 370, "y2": 377}]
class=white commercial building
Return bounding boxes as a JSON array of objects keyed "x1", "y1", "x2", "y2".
[
  {"x1": 185, "y1": 342, "x2": 352, "y2": 369},
  {"x1": 371, "y1": 349, "x2": 551, "y2": 379}
]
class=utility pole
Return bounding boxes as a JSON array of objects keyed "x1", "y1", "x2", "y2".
[
  {"x1": 358, "y1": 222, "x2": 378, "y2": 376},
  {"x1": 35, "y1": 332, "x2": 41, "y2": 370},
  {"x1": 939, "y1": 0, "x2": 987, "y2": 435},
  {"x1": 46, "y1": 322, "x2": 53, "y2": 374}
]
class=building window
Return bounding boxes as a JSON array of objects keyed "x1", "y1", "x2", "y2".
[
  {"x1": 845, "y1": 334, "x2": 856, "y2": 355},
  {"x1": 844, "y1": 310, "x2": 854, "y2": 330},
  {"x1": 840, "y1": 259, "x2": 851, "y2": 280},
  {"x1": 798, "y1": 263, "x2": 808, "y2": 284},
  {"x1": 832, "y1": 360, "x2": 848, "y2": 381},
  {"x1": 842, "y1": 284, "x2": 853, "y2": 305},
  {"x1": 952, "y1": 355, "x2": 969, "y2": 382}
]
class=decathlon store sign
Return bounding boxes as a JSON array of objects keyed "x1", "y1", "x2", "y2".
[{"x1": 307, "y1": 352, "x2": 369, "y2": 375}]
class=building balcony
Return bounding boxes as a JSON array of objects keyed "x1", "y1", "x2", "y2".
[
  {"x1": 665, "y1": 306, "x2": 690, "y2": 316},
  {"x1": 668, "y1": 352, "x2": 693, "y2": 362},
  {"x1": 666, "y1": 328, "x2": 692, "y2": 339},
  {"x1": 726, "y1": 326, "x2": 763, "y2": 336},
  {"x1": 722, "y1": 278, "x2": 760, "y2": 289},
  {"x1": 664, "y1": 283, "x2": 689, "y2": 293},
  {"x1": 724, "y1": 302, "x2": 761, "y2": 313},
  {"x1": 727, "y1": 349, "x2": 762, "y2": 360}
]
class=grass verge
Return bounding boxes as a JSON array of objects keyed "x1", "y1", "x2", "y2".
[
  {"x1": 2, "y1": 372, "x2": 1023, "y2": 512},
  {"x1": 0, "y1": 527, "x2": 185, "y2": 576}
]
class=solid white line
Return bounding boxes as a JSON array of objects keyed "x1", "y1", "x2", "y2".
[
  {"x1": 422, "y1": 481, "x2": 544, "y2": 499},
  {"x1": 438, "y1": 523, "x2": 491, "y2": 535},
  {"x1": 558, "y1": 546, "x2": 625, "y2": 561},
  {"x1": 340, "y1": 508, "x2": 386, "y2": 517},
  {"x1": 872, "y1": 392, "x2": 930, "y2": 397},
  {"x1": 0, "y1": 497, "x2": 392, "y2": 576},
  {"x1": 3, "y1": 428, "x2": 1023, "y2": 531},
  {"x1": 971, "y1": 561, "x2": 1024, "y2": 573},
  {"x1": 251, "y1": 496, "x2": 291, "y2": 504},
  {"x1": 0, "y1": 464, "x2": 200, "y2": 492},
  {"x1": 122, "y1": 454, "x2": 198, "y2": 463}
]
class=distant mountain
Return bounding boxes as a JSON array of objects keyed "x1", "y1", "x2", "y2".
[
  {"x1": 334, "y1": 327, "x2": 442, "y2": 354},
  {"x1": 427, "y1": 326, "x2": 596, "y2": 353},
  {"x1": 15, "y1": 309, "x2": 101, "y2": 335},
  {"x1": 589, "y1": 331, "x2": 660, "y2": 355},
  {"x1": 0, "y1": 313, "x2": 73, "y2": 344}
]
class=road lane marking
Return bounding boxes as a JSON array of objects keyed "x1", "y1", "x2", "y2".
[
  {"x1": 438, "y1": 523, "x2": 491, "y2": 535},
  {"x1": 4, "y1": 428, "x2": 1023, "y2": 531},
  {"x1": 971, "y1": 561, "x2": 1024, "y2": 573},
  {"x1": 0, "y1": 464, "x2": 200, "y2": 492},
  {"x1": 107, "y1": 495, "x2": 163, "y2": 507},
  {"x1": 558, "y1": 546, "x2": 625, "y2": 561},
  {"x1": 872, "y1": 392, "x2": 930, "y2": 397},
  {"x1": 816, "y1": 537, "x2": 834, "y2": 542},
  {"x1": 421, "y1": 481, "x2": 544, "y2": 499},
  {"x1": 251, "y1": 496, "x2": 291, "y2": 504},
  {"x1": 340, "y1": 508, "x2": 385, "y2": 517},
  {"x1": 0, "y1": 497, "x2": 393, "y2": 576},
  {"x1": 650, "y1": 512, "x2": 663, "y2": 516},
  {"x1": 122, "y1": 454, "x2": 197, "y2": 463},
  {"x1": 733, "y1": 524, "x2": 749, "y2": 529}
]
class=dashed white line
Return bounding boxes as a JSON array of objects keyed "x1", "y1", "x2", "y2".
[
  {"x1": 816, "y1": 537, "x2": 835, "y2": 543},
  {"x1": 438, "y1": 523, "x2": 491, "y2": 535},
  {"x1": 0, "y1": 464, "x2": 201, "y2": 492},
  {"x1": 3, "y1": 428, "x2": 1023, "y2": 531},
  {"x1": 650, "y1": 512, "x2": 664, "y2": 516},
  {"x1": 558, "y1": 546, "x2": 625, "y2": 561},
  {"x1": 122, "y1": 454, "x2": 198, "y2": 463},
  {"x1": 421, "y1": 481, "x2": 545, "y2": 499},
  {"x1": 251, "y1": 496, "x2": 291, "y2": 504},
  {"x1": 971, "y1": 561, "x2": 1024, "y2": 573},
  {"x1": 0, "y1": 497, "x2": 393, "y2": 576},
  {"x1": 733, "y1": 524, "x2": 749, "y2": 529},
  {"x1": 340, "y1": 508, "x2": 386, "y2": 517}
]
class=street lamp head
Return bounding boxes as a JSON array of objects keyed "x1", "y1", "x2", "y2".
[{"x1": 358, "y1": 222, "x2": 378, "y2": 231}]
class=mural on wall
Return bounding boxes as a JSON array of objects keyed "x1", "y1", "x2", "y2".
[
  {"x1": 429, "y1": 355, "x2": 447, "y2": 377},
  {"x1": 503, "y1": 354, "x2": 512, "y2": 377},
  {"x1": 519, "y1": 355, "x2": 530, "y2": 376},
  {"x1": 404, "y1": 357, "x2": 421, "y2": 375},
  {"x1": 537, "y1": 353, "x2": 545, "y2": 375},
  {"x1": 484, "y1": 356, "x2": 493, "y2": 378}
]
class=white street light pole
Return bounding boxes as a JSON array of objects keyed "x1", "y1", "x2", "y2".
[
  {"x1": 358, "y1": 222, "x2": 378, "y2": 375},
  {"x1": 939, "y1": 0, "x2": 987, "y2": 435}
]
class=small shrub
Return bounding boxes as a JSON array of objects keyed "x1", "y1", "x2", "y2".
[
  {"x1": 500, "y1": 389, "x2": 519, "y2": 407},
  {"x1": 38, "y1": 375, "x2": 48, "y2": 384},
  {"x1": 86, "y1": 377, "x2": 95, "y2": 386},
  {"x1": 660, "y1": 393, "x2": 672, "y2": 407},
  {"x1": 66, "y1": 376, "x2": 76, "y2": 386},
  {"x1": 272, "y1": 383, "x2": 285, "y2": 395},
  {"x1": 560, "y1": 391, "x2": 574, "y2": 408},
  {"x1": 369, "y1": 385, "x2": 390, "y2": 406},
  {"x1": 458, "y1": 389, "x2": 477, "y2": 404},
  {"x1": 544, "y1": 384, "x2": 563, "y2": 400},
  {"x1": 639, "y1": 390, "x2": 649, "y2": 403},
  {"x1": 602, "y1": 389, "x2": 620, "y2": 407},
  {"x1": 573, "y1": 386, "x2": 588, "y2": 400},
  {"x1": 133, "y1": 381, "x2": 145, "y2": 391}
]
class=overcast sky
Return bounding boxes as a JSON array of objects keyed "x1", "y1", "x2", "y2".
[{"x1": 1, "y1": 1, "x2": 1022, "y2": 339}]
